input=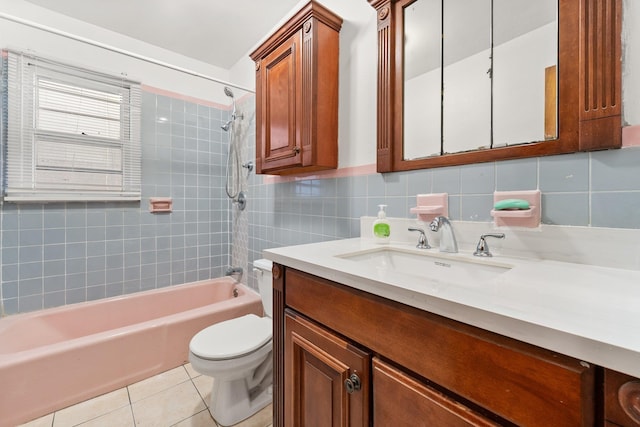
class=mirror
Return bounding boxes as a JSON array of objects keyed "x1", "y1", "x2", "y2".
[
  {"x1": 368, "y1": 0, "x2": 622, "y2": 173},
  {"x1": 403, "y1": 0, "x2": 557, "y2": 160}
]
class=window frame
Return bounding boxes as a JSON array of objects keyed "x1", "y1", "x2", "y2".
[{"x1": 3, "y1": 50, "x2": 142, "y2": 202}]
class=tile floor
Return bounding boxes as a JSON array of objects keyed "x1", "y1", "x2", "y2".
[{"x1": 19, "y1": 363, "x2": 273, "y2": 427}]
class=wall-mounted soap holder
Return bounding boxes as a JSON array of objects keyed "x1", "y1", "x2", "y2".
[
  {"x1": 410, "y1": 193, "x2": 448, "y2": 222},
  {"x1": 149, "y1": 197, "x2": 173, "y2": 213},
  {"x1": 491, "y1": 190, "x2": 540, "y2": 228}
]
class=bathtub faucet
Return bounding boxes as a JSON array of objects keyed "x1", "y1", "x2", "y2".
[{"x1": 225, "y1": 267, "x2": 243, "y2": 277}]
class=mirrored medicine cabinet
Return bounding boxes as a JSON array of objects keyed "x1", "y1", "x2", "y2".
[{"x1": 367, "y1": 0, "x2": 622, "y2": 173}]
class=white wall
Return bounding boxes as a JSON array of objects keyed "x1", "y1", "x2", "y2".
[
  {"x1": 233, "y1": 0, "x2": 640, "y2": 168},
  {"x1": 0, "y1": 0, "x2": 234, "y2": 104}
]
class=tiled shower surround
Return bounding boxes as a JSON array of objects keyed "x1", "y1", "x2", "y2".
[
  {"x1": 0, "y1": 90, "x2": 233, "y2": 315},
  {"x1": 3, "y1": 86, "x2": 640, "y2": 314}
]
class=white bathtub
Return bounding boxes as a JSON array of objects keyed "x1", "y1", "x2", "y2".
[{"x1": 0, "y1": 278, "x2": 263, "y2": 427}]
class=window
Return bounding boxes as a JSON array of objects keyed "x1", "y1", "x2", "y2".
[{"x1": 3, "y1": 50, "x2": 142, "y2": 202}]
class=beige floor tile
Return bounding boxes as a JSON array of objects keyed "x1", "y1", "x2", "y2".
[
  {"x1": 18, "y1": 413, "x2": 54, "y2": 427},
  {"x1": 171, "y1": 408, "x2": 217, "y2": 427},
  {"x1": 132, "y1": 381, "x2": 206, "y2": 426},
  {"x1": 53, "y1": 388, "x2": 130, "y2": 427},
  {"x1": 230, "y1": 404, "x2": 273, "y2": 427},
  {"x1": 183, "y1": 363, "x2": 200, "y2": 379},
  {"x1": 191, "y1": 375, "x2": 213, "y2": 405},
  {"x1": 77, "y1": 406, "x2": 135, "y2": 427},
  {"x1": 128, "y1": 366, "x2": 190, "y2": 402}
]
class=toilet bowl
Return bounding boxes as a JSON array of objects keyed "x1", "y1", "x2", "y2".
[{"x1": 188, "y1": 259, "x2": 273, "y2": 426}]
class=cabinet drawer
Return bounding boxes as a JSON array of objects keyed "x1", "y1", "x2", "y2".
[
  {"x1": 373, "y1": 358, "x2": 499, "y2": 427},
  {"x1": 285, "y1": 268, "x2": 595, "y2": 426}
]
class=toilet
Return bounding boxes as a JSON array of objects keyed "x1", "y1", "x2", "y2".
[{"x1": 189, "y1": 259, "x2": 273, "y2": 426}]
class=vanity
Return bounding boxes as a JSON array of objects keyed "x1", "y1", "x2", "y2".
[{"x1": 265, "y1": 231, "x2": 640, "y2": 426}]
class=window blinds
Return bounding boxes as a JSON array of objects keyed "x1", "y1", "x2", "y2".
[{"x1": 3, "y1": 50, "x2": 142, "y2": 202}]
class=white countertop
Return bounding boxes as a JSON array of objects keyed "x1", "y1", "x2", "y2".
[{"x1": 265, "y1": 237, "x2": 640, "y2": 378}]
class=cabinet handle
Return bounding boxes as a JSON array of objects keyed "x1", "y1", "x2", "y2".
[
  {"x1": 619, "y1": 381, "x2": 640, "y2": 424},
  {"x1": 293, "y1": 147, "x2": 300, "y2": 154},
  {"x1": 344, "y1": 373, "x2": 361, "y2": 394}
]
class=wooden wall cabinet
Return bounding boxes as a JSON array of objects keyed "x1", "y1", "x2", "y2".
[
  {"x1": 367, "y1": 0, "x2": 622, "y2": 173},
  {"x1": 273, "y1": 265, "x2": 606, "y2": 426},
  {"x1": 250, "y1": 1, "x2": 342, "y2": 175}
]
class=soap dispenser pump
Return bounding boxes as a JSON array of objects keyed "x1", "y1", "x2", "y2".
[{"x1": 373, "y1": 204, "x2": 391, "y2": 243}]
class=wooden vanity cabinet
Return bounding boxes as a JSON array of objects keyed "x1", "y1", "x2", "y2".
[
  {"x1": 272, "y1": 264, "x2": 597, "y2": 426},
  {"x1": 249, "y1": 1, "x2": 342, "y2": 175}
]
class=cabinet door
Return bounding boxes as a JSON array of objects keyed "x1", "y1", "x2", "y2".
[
  {"x1": 285, "y1": 311, "x2": 370, "y2": 427},
  {"x1": 258, "y1": 30, "x2": 303, "y2": 173},
  {"x1": 373, "y1": 358, "x2": 500, "y2": 427}
]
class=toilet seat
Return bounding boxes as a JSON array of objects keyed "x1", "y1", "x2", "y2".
[{"x1": 190, "y1": 314, "x2": 272, "y2": 360}]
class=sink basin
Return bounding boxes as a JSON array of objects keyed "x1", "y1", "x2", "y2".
[{"x1": 336, "y1": 247, "x2": 511, "y2": 285}]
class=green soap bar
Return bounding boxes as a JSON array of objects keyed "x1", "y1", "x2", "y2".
[{"x1": 494, "y1": 199, "x2": 530, "y2": 210}]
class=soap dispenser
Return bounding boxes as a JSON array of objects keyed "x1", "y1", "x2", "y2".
[{"x1": 373, "y1": 204, "x2": 391, "y2": 243}]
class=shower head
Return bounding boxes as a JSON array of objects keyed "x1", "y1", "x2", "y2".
[
  {"x1": 221, "y1": 119, "x2": 233, "y2": 131},
  {"x1": 222, "y1": 86, "x2": 242, "y2": 131}
]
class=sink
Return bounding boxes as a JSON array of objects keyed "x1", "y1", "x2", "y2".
[{"x1": 336, "y1": 247, "x2": 511, "y2": 285}]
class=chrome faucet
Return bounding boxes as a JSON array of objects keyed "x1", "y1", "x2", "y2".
[
  {"x1": 473, "y1": 234, "x2": 505, "y2": 257},
  {"x1": 429, "y1": 216, "x2": 458, "y2": 253},
  {"x1": 408, "y1": 227, "x2": 431, "y2": 249}
]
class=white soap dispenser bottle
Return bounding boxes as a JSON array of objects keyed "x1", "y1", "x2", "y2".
[{"x1": 373, "y1": 204, "x2": 391, "y2": 243}]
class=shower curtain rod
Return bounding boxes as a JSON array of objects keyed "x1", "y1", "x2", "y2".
[{"x1": 0, "y1": 11, "x2": 256, "y2": 94}]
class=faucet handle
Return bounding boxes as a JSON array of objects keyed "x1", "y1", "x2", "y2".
[
  {"x1": 408, "y1": 227, "x2": 431, "y2": 249},
  {"x1": 473, "y1": 233, "x2": 505, "y2": 257}
]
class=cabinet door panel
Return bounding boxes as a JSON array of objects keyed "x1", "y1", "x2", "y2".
[
  {"x1": 373, "y1": 358, "x2": 500, "y2": 427},
  {"x1": 260, "y1": 30, "x2": 302, "y2": 172},
  {"x1": 285, "y1": 310, "x2": 370, "y2": 427}
]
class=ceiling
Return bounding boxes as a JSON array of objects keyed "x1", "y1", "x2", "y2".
[{"x1": 22, "y1": 0, "x2": 302, "y2": 69}]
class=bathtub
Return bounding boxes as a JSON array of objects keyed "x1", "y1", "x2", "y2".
[{"x1": 0, "y1": 278, "x2": 263, "y2": 427}]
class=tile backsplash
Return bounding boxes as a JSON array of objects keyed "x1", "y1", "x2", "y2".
[{"x1": 247, "y1": 145, "x2": 640, "y2": 285}]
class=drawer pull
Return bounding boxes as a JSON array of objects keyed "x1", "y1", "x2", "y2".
[
  {"x1": 345, "y1": 373, "x2": 361, "y2": 394},
  {"x1": 619, "y1": 381, "x2": 640, "y2": 424}
]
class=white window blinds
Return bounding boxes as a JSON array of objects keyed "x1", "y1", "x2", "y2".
[{"x1": 3, "y1": 50, "x2": 142, "y2": 202}]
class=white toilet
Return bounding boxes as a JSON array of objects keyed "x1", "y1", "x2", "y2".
[{"x1": 189, "y1": 259, "x2": 273, "y2": 426}]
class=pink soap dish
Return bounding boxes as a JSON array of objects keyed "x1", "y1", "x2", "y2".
[
  {"x1": 492, "y1": 190, "x2": 541, "y2": 228},
  {"x1": 410, "y1": 206, "x2": 444, "y2": 215},
  {"x1": 490, "y1": 206, "x2": 537, "y2": 218},
  {"x1": 410, "y1": 193, "x2": 448, "y2": 222}
]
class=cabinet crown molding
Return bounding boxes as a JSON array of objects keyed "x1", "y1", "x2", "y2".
[{"x1": 249, "y1": 1, "x2": 343, "y2": 61}]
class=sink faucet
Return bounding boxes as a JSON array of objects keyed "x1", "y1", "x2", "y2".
[
  {"x1": 429, "y1": 216, "x2": 458, "y2": 253},
  {"x1": 473, "y1": 233, "x2": 505, "y2": 257},
  {"x1": 408, "y1": 227, "x2": 431, "y2": 249}
]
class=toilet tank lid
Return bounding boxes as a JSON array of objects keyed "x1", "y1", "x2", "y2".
[{"x1": 253, "y1": 259, "x2": 273, "y2": 271}]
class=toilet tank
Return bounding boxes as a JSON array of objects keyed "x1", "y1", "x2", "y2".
[{"x1": 253, "y1": 259, "x2": 273, "y2": 318}]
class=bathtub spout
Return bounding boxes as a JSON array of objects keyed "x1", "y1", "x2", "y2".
[{"x1": 225, "y1": 267, "x2": 243, "y2": 278}]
